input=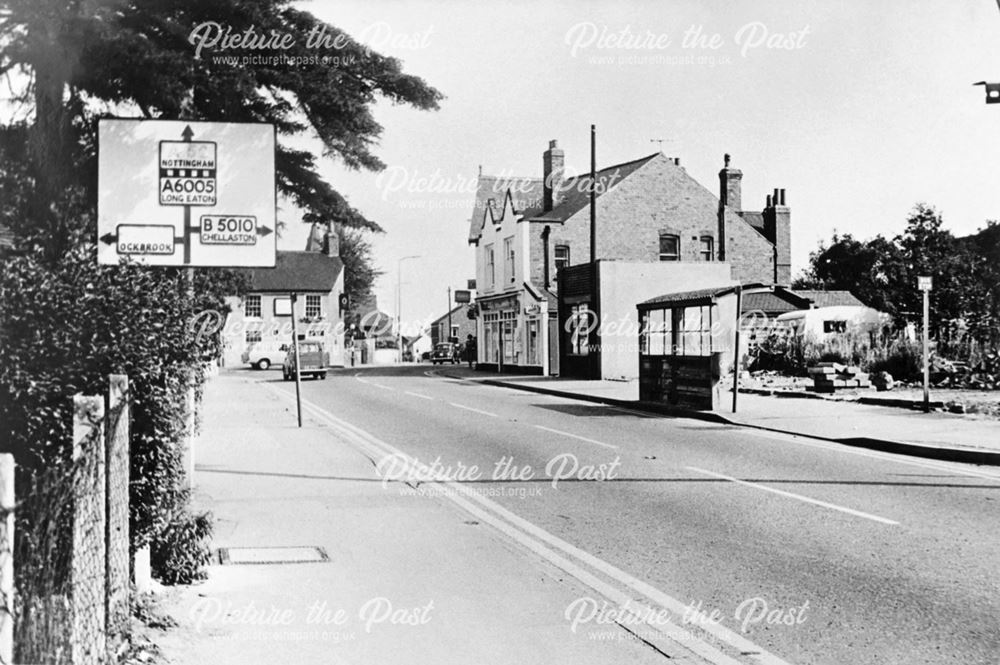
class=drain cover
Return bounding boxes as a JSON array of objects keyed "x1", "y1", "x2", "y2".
[{"x1": 218, "y1": 546, "x2": 329, "y2": 565}]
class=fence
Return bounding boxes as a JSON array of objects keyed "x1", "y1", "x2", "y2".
[{"x1": 4, "y1": 374, "x2": 131, "y2": 664}]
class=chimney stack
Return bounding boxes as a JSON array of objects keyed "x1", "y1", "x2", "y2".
[
  {"x1": 324, "y1": 224, "x2": 340, "y2": 258},
  {"x1": 543, "y1": 140, "x2": 565, "y2": 212},
  {"x1": 762, "y1": 188, "x2": 791, "y2": 286}
]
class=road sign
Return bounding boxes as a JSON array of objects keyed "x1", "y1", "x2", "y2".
[
  {"x1": 98, "y1": 119, "x2": 276, "y2": 267},
  {"x1": 454, "y1": 289, "x2": 471, "y2": 303},
  {"x1": 917, "y1": 276, "x2": 932, "y2": 291},
  {"x1": 199, "y1": 215, "x2": 272, "y2": 245},
  {"x1": 159, "y1": 137, "x2": 217, "y2": 206}
]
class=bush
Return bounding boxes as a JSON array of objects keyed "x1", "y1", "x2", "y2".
[
  {"x1": 151, "y1": 509, "x2": 214, "y2": 585},
  {"x1": 867, "y1": 336, "x2": 922, "y2": 382},
  {"x1": 0, "y1": 243, "x2": 244, "y2": 554}
]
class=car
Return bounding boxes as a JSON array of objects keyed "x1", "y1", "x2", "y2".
[
  {"x1": 430, "y1": 342, "x2": 458, "y2": 365},
  {"x1": 241, "y1": 342, "x2": 287, "y2": 370},
  {"x1": 282, "y1": 341, "x2": 329, "y2": 380}
]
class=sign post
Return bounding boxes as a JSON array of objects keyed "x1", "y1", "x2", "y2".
[
  {"x1": 918, "y1": 276, "x2": 932, "y2": 413},
  {"x1": 290, "y1": 293, "x2": 303, "y2": 428},
  {"x1": 98, "y1": 119, "x2": 276, "y2": 268},
  {"x1": 732, "y1": 285, "x2": 743, "y2": 413}
]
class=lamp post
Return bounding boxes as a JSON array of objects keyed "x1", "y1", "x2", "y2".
[{"x1": 397, "y1": 255, "x2": 420, "y2": 362}]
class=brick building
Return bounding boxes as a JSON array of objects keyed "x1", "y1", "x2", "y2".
[{"x1": 468, "y1": 140, "x2": 793, "y2": 377}]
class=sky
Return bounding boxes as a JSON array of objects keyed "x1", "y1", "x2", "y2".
[{"x1": 279, "y1": 0, "x2": 1000, "y2": 327}]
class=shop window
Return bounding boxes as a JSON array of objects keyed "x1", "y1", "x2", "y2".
[{"x1": 568, "y1": 304, "x2": 591, "y2": 356}]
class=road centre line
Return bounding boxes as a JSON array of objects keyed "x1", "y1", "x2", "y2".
[
  {"x1": 268, "y1": 384, "x2": 797, "y2": 665},
  {"x1": 404, "y1": 391, "x2": 434, "y2": 400},
  {"x1": 421, "y1": 372, "x2": 1000, "y2": 484},
  {"x1": 449, "y1": 402, "x2": 498, "y2": 417},
  {"x1": 533, "y1": 425, "x2": 619, "y2": 450},
  {"x1": 352, "y1": 373, "x2": 394, "y2": 391},
  {"x1": 685, "y1": 466, "x2": 900, "y2": 526}
]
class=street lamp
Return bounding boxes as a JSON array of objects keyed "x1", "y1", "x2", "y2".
[{"x1": 397, "y1": 255, "x2": 421, "y2": 362}]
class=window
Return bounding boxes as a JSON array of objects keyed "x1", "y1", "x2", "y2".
[
  {"x1": 485, "y1": 244, "x2": 495, "y2": 287},
  {"x1": 568, "y1": 304, "x2": 591, "y2": 356},
  {"x1": 639, "y1": 304, "x2": 715, "y2": 356},
  {"x1": 823, "y1": 320, "x2": 848, "y2": 333},
  {"x1": 699, "y1": 236, "x2": 714, "y2": 261},
  {"x1": 246, "y1": 330, "x2": 262, "y2": 344},
  {"x1": 450, "y1": 324, "x2": 459, "y2": 340},
  {"x1": 659, "y1": 234, "x2": 680, "y2": 261},
  {"x1": 244, "y1": 295, "x2": 261, "y2": 318},
  {"x1": 503, "y1": 236, "x2": 515, "y2": 284},
  {"x1": 554, "y1": 245, "x2": 570, "y2": 280},
  {"x1": 305, "y1": 294, "x2": 322, "y2": 318}
]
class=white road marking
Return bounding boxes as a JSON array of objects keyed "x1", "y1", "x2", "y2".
[
  {"x1": 405, "y1": 391, "x2": 434, "y2": 400},
  {"x1": 449, "y1": 402, "x2": 498, "y2": 417},
  {"x1": 686, "y1": 466, "x2": 900, "y2": 526},
  {"x1": 267, "y1": 384, "x2": 797, "y2": 665},
  {"x1": 533, "y1": 425, "x2": 619, "y2": 450},
  {"x1": 353, "y1": 373, "x2": 394, "y2": 391}
]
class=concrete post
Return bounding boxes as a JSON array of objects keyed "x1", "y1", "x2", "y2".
[
  {"x1": 106, "y1": 375, "x2": 130, "y2": 652},
  {"x1": 72, "y1": 394, "x2": 106, "y2": 665}
]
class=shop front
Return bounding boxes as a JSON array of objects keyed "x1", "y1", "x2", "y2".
[{"x1": 477, "y1": 290, "x2": 547, "y2": 374}]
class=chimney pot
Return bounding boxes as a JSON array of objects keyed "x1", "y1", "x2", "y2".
[
  {"x1": 766, "y1": 194, "x2": 772, "y2": 208},
  {"x1": 780, "y1": 189, "x2": 786, "y2": 206}
]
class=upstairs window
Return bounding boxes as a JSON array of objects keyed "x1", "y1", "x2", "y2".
[
  {"x1": 244, "y1": 295, "x2": 261, "y2": 318},
  {"x1": 554, "y1": 245, "x2": 570, "y2": 279},
  {"x1": 485, "y1": 244, "x2": 495, "y2": 287},
  {"x1": 305, "y1": 294, "x2": 322, "y2": 318},
  {"x1": 659, "y1": 234, "x2": 680, "y2": 261},
  {"x1": 504, "y1": 236, "x2": 515, "y2": 284},
  {"x1": 699, "y1": 236, "x2": 714, "y2": 261}
]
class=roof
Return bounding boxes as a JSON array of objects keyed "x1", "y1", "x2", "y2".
[
  {"x1": 524, "y1": 153, "x2": 659, "y2": 223},
  {"x1": 796, "y1": 290, "x2": 866, "y2": 308},
  {"x1": 430, "y1": 304, "x2": 467, "y2": 327},
  {"x1": 467, "y1": 174, "x2": 543, "y2": 243},
  {"x1": 244, "y1": 251, "x2": 344, "y2": 293},
  {"x1": 639, "y1": 284, "x2": 742, "y2": 309},
  {"x1": 738, "y1": 210, "x2": 766, "y2": 234},
  {"x1": 741, "y1": 288, "x2": 812, "y2": 316}
]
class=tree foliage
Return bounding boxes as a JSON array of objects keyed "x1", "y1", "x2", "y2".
[
  {"x1": 1, "y1": 0, "x2": 443, "y2": 257},
  {"x1": 796, "y1": 204, "x2": 997, "y2": 342}
]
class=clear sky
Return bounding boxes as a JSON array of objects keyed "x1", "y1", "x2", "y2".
[{"x1": 281, "y1": 0, "x2": 1000, "y2": 327}]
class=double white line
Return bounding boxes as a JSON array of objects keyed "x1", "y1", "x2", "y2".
[{"x1": 266, "y1": 384, "x2": 796, "y2": 665}]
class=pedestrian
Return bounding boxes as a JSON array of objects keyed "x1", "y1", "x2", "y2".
[{"x1": 465, "y1": 334, "x2": 477, "y2": 369}]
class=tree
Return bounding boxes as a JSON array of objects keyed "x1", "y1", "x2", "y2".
[{"x1": 0, "y1": 0, "x2": 443, "y2": 260}]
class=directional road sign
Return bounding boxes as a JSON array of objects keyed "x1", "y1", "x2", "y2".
[{"x1": 98, "y1": 119, "x2": 276, "y2": 267}]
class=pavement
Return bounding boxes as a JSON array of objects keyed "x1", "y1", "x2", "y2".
[
  {"x1": 154, "y1": 365, "x2": 1000, "y2": 665},
  {"x1": 440, "y1": 368, "x2": 1000, "y2": 466},
  {"x1": 155, "y1": 372, "x2": 672, "y2": 665}
]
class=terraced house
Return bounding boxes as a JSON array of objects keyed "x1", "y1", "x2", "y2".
[{"x1": 469, "y1": 141, "x2": 792, "y2": 377}]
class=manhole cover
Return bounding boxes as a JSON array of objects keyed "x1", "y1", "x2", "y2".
[{"x1": 218, "y1": 546, "x2": 329, "y2": 565}]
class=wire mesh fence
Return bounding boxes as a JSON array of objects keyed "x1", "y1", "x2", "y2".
[{"x1": 9, "y1": 376, "x2": 131, "y2": 664}]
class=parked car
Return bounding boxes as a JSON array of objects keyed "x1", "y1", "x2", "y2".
[
  {"x1": 430, "y1": 342, "x2": 458, "y2": 365},
  {"x1": 282, "y1": 341, "x2": 329, "y2": 380}
]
